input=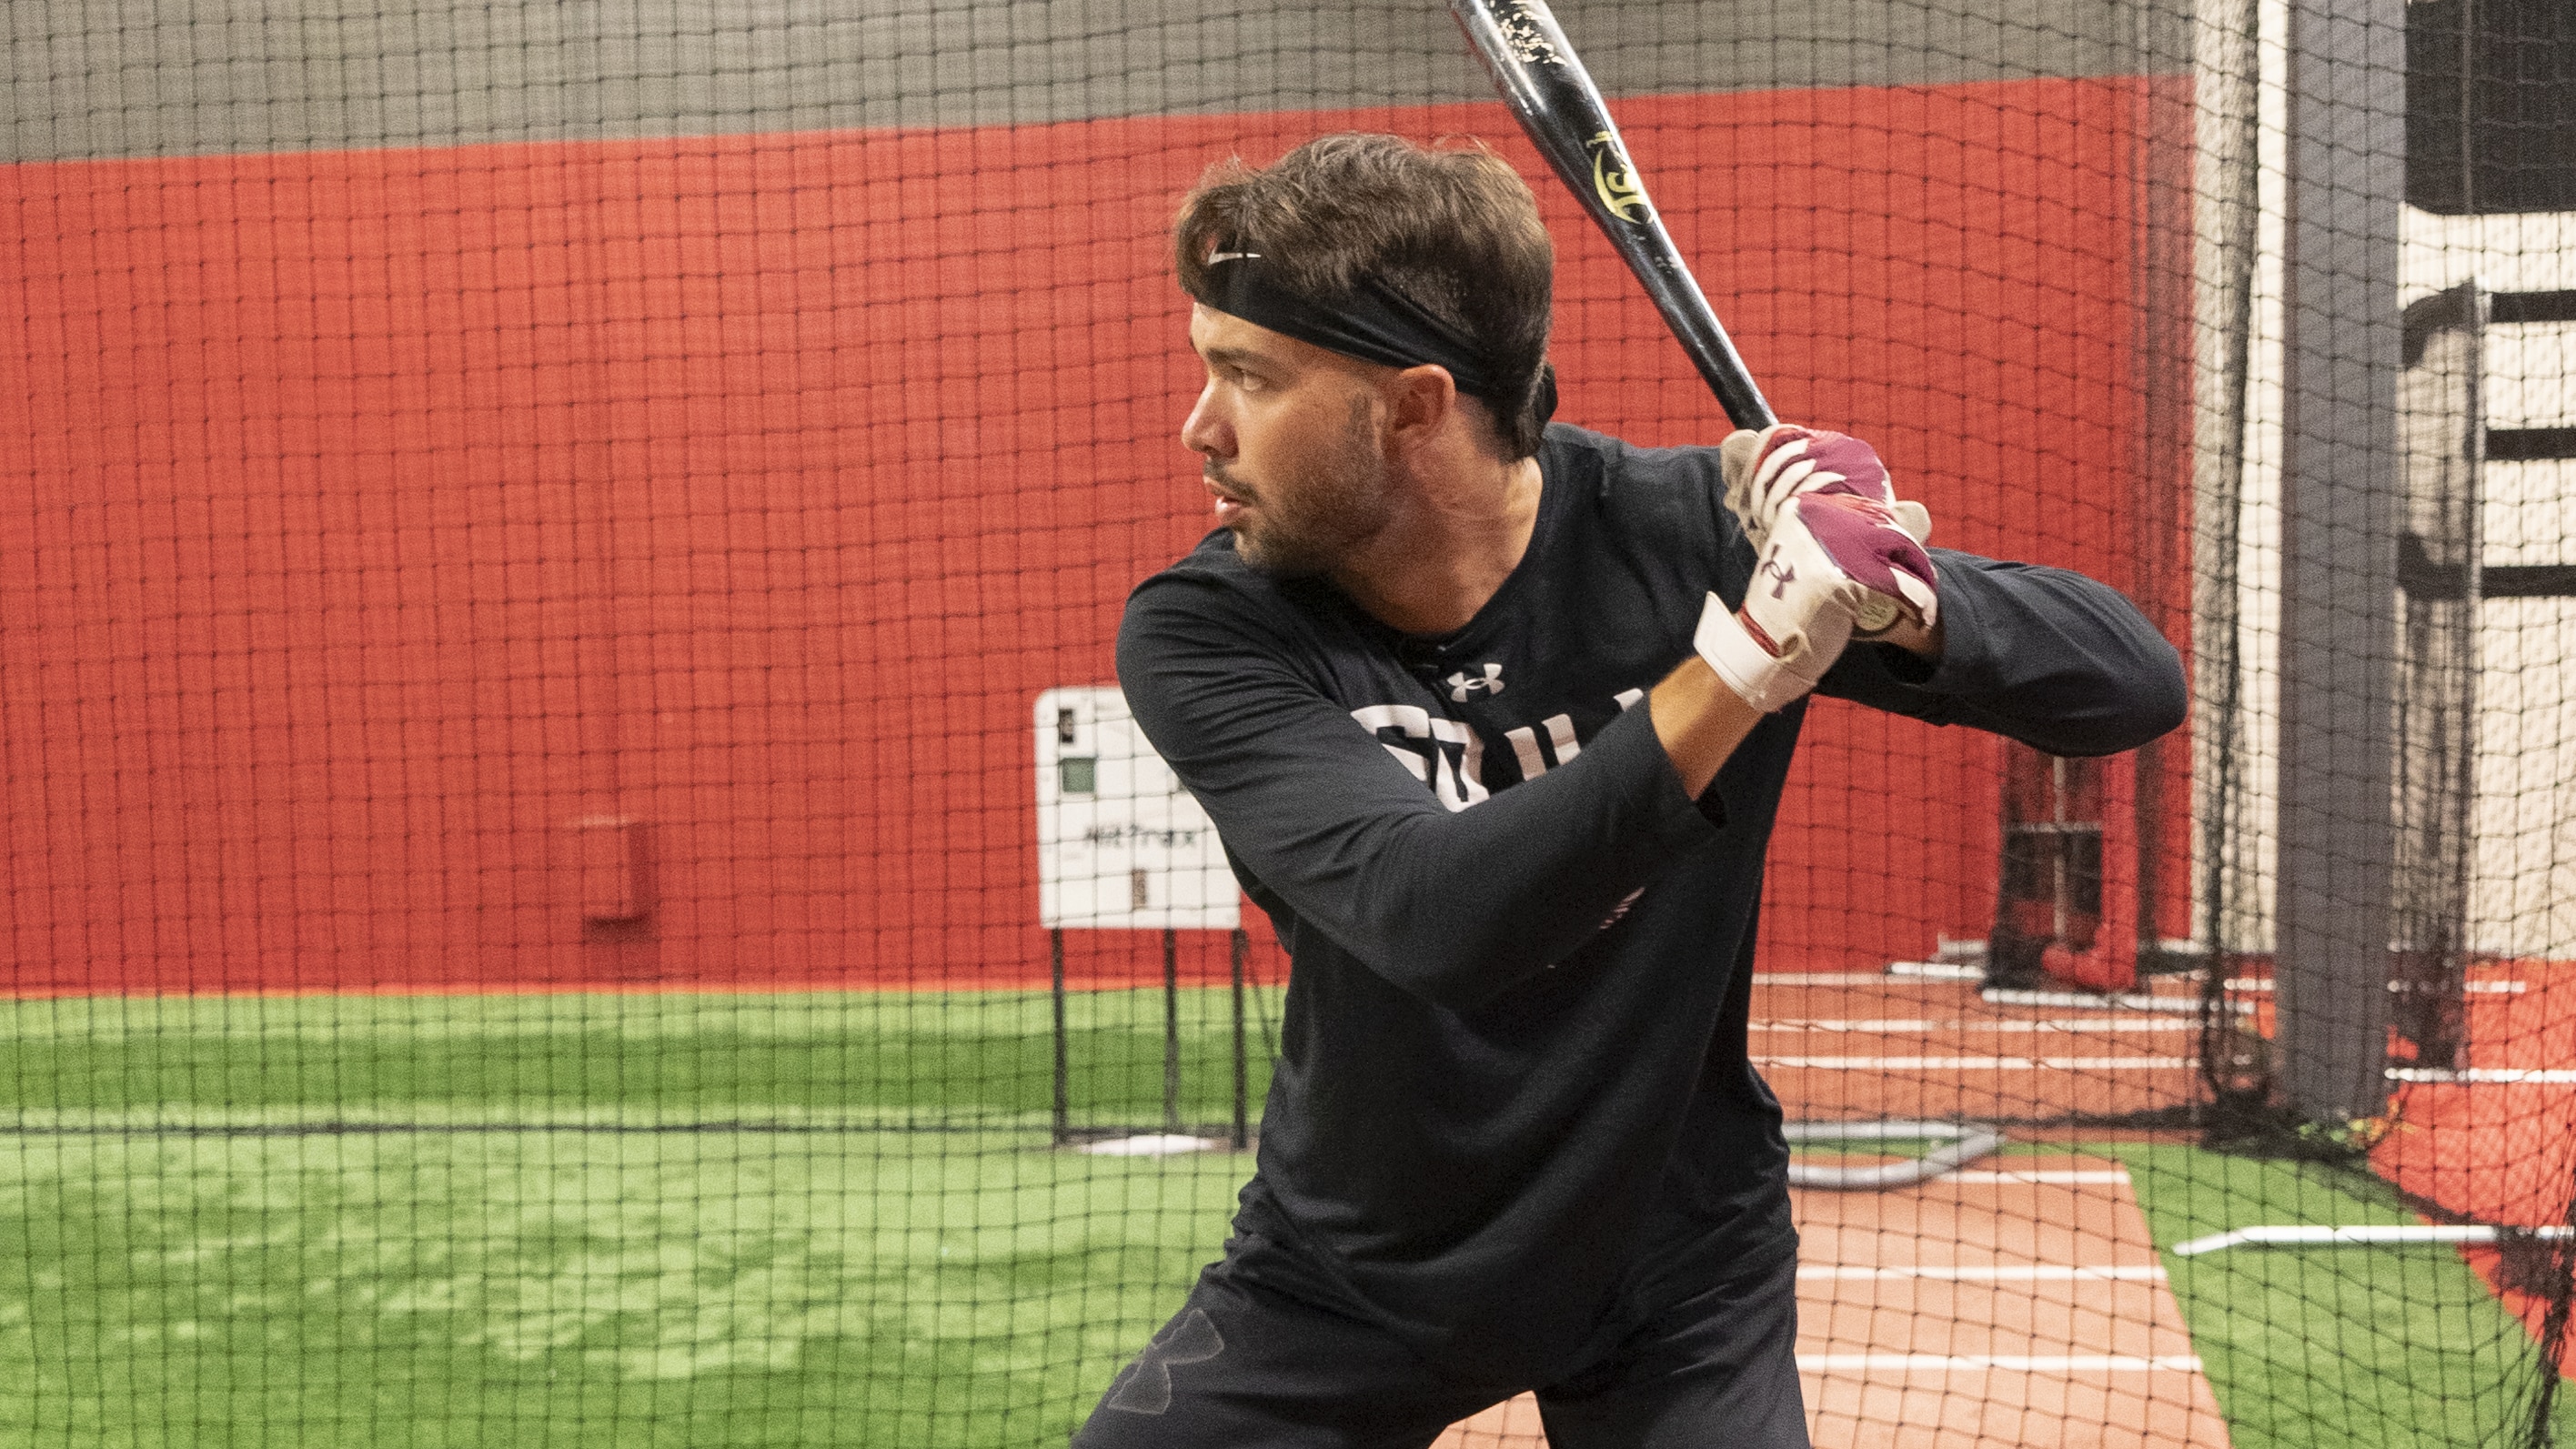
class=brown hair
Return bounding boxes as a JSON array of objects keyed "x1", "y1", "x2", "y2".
[{"x1": 1174, "y1": 134, "x2": 1555, "y2": 459}]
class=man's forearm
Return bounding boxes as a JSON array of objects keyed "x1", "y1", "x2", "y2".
[
  {"x1": 1816, "y1": 552, "x2": 2185, "y2": 756},
  {"x1": 1648, "y1": 657, "x2": 1766, "y2": 798}
]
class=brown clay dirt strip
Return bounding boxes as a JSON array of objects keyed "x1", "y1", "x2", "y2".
[
  {"x1": 1428, "y1": 977, "x2": 2231, "y2": 1444},
  {"x1": 1434, "y1": 1156, "x2": 2228, "y2": 1448},
  {"x1": 1747, "y1": 976, "x2": 2208, "y2": 1122}
]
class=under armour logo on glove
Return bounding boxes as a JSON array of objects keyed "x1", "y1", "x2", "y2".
[
  {"x1": 1444, "y1": 662, "x2": 1504, "y2": 701},
  {"x1": 1104, "y1": 1308, "x2": 1224, "y2": 1414}
]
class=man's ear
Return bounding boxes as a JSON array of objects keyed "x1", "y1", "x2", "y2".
[{"x1": 1385, "y1": 363, "x2": 1460, "y2": 452}]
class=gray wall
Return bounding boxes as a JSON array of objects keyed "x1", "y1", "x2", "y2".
[{"x1": 9, "y1": 0, "x2": 2189, "y2": 162}]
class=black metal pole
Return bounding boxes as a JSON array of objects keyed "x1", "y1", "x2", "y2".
[
  {"x1": 1162, "y1": 928, "x2": 1182, "y2": 1134},
  {"x1": 1050, "y1": 928, "x2": 1069, "y2": 1146},
  {"x1": 1230, "y1": 927, "x2": 1249, "y2": 1151}
]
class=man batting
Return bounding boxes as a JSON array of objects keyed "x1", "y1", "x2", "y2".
[{"x1": 1076, "y1": 134, "x2": 2184, "y2": 1448}]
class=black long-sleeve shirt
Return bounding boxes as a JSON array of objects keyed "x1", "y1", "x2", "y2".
[{"x1": 1115, "y1": 423, "x2": 2185, "y2": 1381}]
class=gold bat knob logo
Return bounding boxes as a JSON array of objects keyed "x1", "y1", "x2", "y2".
[{"x1": 1587, "y1": 132, "x2": 1647, "y2": 222}]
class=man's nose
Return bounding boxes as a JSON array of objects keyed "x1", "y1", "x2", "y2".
[{"x1": 1182, "y1": 383, "x2": 1232, "y2": 458}]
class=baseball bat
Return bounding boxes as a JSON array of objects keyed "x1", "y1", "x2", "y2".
[
  {"x1": 1445, "y1": 0, "x2": 1775, "y2": 432},
  {"x1": 1450, "y1": 0, "x2": 1925, "y2": 632}
]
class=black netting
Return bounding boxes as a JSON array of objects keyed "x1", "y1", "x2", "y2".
[{"x1": 3, "y1": 2, "x2": 2571, "y2": 1444}]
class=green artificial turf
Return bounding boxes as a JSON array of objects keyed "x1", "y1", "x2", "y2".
[
  {"x1": 0, "y1": 991, "x2": 1267, "y2": 1447},
  {"x1": 0, "y1": 991, "x2": 1278, "y2": 1129},
  {"x1": 5, "y1": 993, "x2": 2572, "y2": 1447},
  {"x1": 0, "y1": 1129, "x2": 1243, "y2": 1449},
  {"x1": 2098, "y1": 1141, "x2": 2576, "y2": 1449}
]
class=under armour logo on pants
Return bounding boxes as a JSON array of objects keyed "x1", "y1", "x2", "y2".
[{"x1": 1104, "y1": 1308, "x2": 1224, "y2": 1414}]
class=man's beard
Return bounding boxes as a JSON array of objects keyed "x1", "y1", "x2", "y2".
[{"x1": 1216, "y1": 398, "x2": 1392, "y2": 579}]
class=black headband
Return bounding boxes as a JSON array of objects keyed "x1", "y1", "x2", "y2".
[{"x1": 1202, "y1": 247, "x2": 1553, "y2": 423}]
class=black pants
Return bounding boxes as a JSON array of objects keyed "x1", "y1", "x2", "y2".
[{"x1": 1071, "y1": 1240, "x2": 1808, "y2": 1449}]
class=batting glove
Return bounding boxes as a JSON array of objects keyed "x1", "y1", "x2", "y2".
[
  {"x1": 1720, "y1": 426, "x2": 1937, "y2": 635},
  {"x1": 1694, "y1": 495, "x2": 1863, "y2": 713}
]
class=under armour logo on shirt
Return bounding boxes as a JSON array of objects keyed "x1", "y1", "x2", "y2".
[
  {"x1": 1104, "y1": 1308, "x2": 1224, "y2": 1414},
  {"x1": 1444, "y1": 663, "x2": 1505, "y2": 701}
]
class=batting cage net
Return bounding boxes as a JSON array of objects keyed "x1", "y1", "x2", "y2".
[{"x1": 4, "y1": 1, "x2": 2574, "y2": 1445}]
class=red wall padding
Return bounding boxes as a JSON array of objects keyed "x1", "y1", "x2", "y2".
[{"x1": 0, "y1": 77, "x2": 2188, "y2": 993}]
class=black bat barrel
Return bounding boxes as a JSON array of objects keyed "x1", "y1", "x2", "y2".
[{"x1": 1446, "y1": 0, "x2": 1776, "y2": 431}]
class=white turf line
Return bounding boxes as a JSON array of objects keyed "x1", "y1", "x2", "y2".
[
  {"x1": 1799, "y1": 1264, "x2": 2165, "y2": 1281},
  {"x1": 2171, "y1": 1223, "x2": 2576, "y2": 1255},
  {"x1": 1937, "y1": 1169, "x2": 2134, "y2": 1184},
  {"x1": 2224, "y1": 977, "x2": 2527, "y2": 995},
  {"x1": 1763, "y1": 971, "x2": 2210, "y2": 1012},
  {"x1": 2388, "y1": 1067, "x2": 2576, "y2": 1083},
  {"x1": 1756, "y1": 1056, "x2": 2194, "y2": 1070},
  {"x1": 1075, "y1": 1133, "x2": 1225, "y2": 1157},
  {"x1": 1981, "y1": 988, "x2": 2202, "y2": 1011},
  {"x1": 1768, "y1": 1056, "x2": 2571, "y2": 1077},
  {"x1": 1795, "y1": 1354, "x2": 2204, "y2": 1374},
  {"x1": 1753, "y1": 1018, "x2": 2198, "y2": 1033},
  {"x1": 1886, "y1": 961, "x2": 1987, "y2": 981}
]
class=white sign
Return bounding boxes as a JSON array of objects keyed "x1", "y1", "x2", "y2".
[{"x1": 1035, "y1": 687, "x2": 1240, "y2": 930}]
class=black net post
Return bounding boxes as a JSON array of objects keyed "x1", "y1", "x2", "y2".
[
  {"x1": 1162, "y1": 928, "x2": 1182, "y2": 1134},
  {"x1": 1230, "y1": 927, "x2": 1250, "y2": 1152},
  {"x1": 1052, "y1": 927, "x2": 1070, "y2": 1147}
]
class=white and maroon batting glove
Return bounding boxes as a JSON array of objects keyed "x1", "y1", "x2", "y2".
[
  {"x1": 1693, "y1": 499, "x2": 1860, "y2": 713},
  {"x1": 1696, "y1": 493, "x2": 1945, "y2": 711},
  {"x1": 1795, "y1": 492, "x2": 1941, "y2": 635},
  {"x1": 1720, "y1": 426, "x2": 1937, "y2": 635}
]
